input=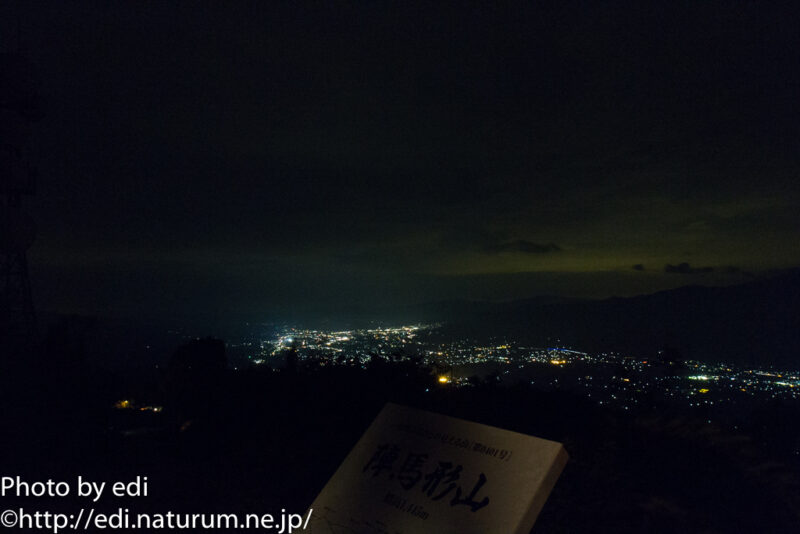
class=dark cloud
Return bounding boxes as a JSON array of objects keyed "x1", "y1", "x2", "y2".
[
  {"x1": 724, "y1": 266, "x2": 755, "y2": 278},
  {"x1": 632, "y1": 264, "x2": 645, "y2": 271},
  {"x1": 486, "y1": 241, "x2": 562, "y2": 255},
  {"x1": 665, "y1": 263, "x2": 714, "y2": 275}
]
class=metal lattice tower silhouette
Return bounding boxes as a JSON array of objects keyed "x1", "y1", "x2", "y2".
[
  {"x1": 1, "y1": 51, "x2": 40, "y2": 347},
  {"x1": 1, "y1": 147, "x2": 37, "y2": 343}
]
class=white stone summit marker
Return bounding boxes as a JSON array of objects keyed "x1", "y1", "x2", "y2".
[{"x1": 306, "y1": 403, "x2": 568, "y2": 534}]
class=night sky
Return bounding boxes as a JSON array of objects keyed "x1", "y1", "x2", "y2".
[{"x1": 3, "y1": 2, "x2": 799, "y2": 321}]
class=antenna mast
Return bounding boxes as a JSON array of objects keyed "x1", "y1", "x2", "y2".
[{"x1": 1, "y1": 49, "x2": 40, "y2": 350}]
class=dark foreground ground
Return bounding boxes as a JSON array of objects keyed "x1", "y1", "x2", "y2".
[{"x1": 2, "y1": 349, "x2": 800, "y2": 534}]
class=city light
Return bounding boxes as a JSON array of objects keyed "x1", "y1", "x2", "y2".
[{"x1": 238, "y1": 323, "x2": 799, "y2": 415}]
